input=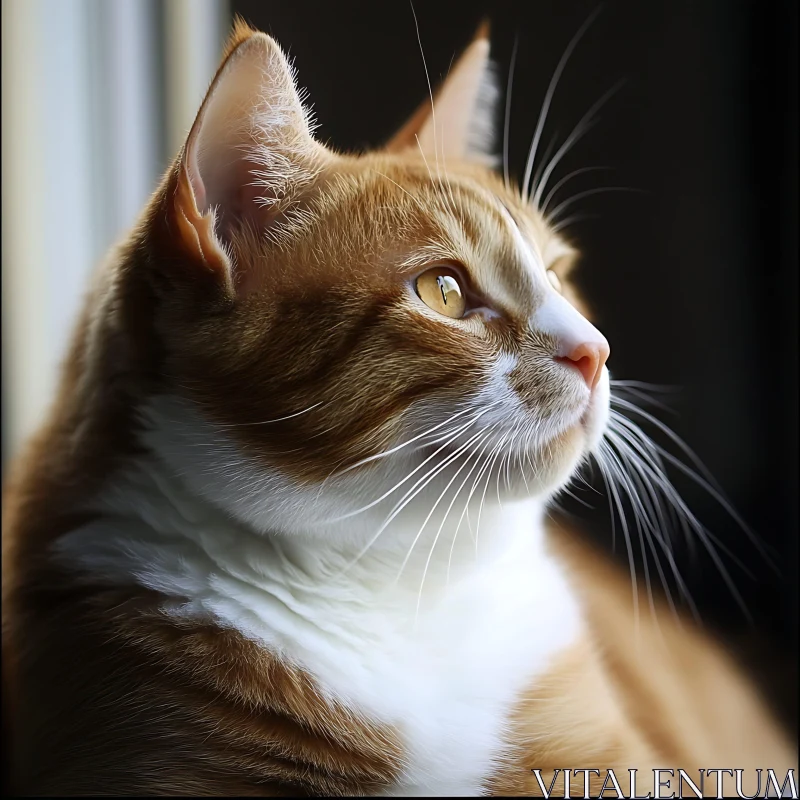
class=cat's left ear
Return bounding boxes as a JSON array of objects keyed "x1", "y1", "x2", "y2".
[
  {"x1": 171, "y1": 21, "x2": 327, "y2": 293},
  {"x1": 384, "y1": 20, "x2": 499, "y2": 168}
]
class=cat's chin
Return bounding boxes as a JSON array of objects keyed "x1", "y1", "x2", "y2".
[{"x1": 579, "y1": 368, "x2": 611, "y2": 452}]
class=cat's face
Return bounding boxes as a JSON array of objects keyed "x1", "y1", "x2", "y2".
[{"x1": 138, "y1": 23, "x2": 610, "y2": 541}]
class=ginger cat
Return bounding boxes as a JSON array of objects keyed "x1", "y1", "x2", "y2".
[{"x1": 2, "y1": 19, "x2": 795, "y2": 797}]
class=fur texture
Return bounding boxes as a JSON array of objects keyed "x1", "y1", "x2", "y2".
[{"x1": 2, "y1": 19, "x2": 795, "y2": 797}]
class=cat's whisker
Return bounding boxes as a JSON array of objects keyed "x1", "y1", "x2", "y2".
[
  {"x1": 609, "y1": 381, "x2": 683, "y2": 416},
  {"x1": 609, "y1": 400, "x2": 778, "y2": 572},
  {"x1": 429, "y1": 50, "x2": 462, "y2": 224},
  {"x1": 653, "y1": 445, "x2": 778, "y2": 573},
  {"x1": 438, "y1": 140, "x2": 463, "y2": 231},
  {"x1": 386, "y1": 427, "x2": 491, "y2": 587},
  {"x1": 318, "y1": 402, "x2": 482, "y2": 498},
  {"x1": 414, "y1": 135, "x2": 439, "y2": 193},
  {"x1": 558, "y1": 484, "x2": 595, "y2": 509},
  {"x1": 517, "y1": 433, "x2": 532, "y2": 495},
  {"x1": 474, "y1": 440, "x2": 499, "y2": 557},
  {"x1": 505, "y1": 420, "x2": 525, "y2": 494},
  {"x1": 502, "y1": 420, "x2": 524, "y2": 499},
  {"x1": 610, "y1": 385, "x2": 679, "y2": 416},
  {"x1": 610, "y1": 397, "x2": 722, "y2": 491},
  {"x1": 550, "y1": 212, "x2": 599, "y2": 234},
  {"x1": 448, "y1": 423, "x2": 501, "y2": 582},
  {"x1": 497, "y1": 444, "x2": 508, "y2": 502},
  {"x1": 462, "y1": 422, "x2": 505, "y2": 544},
  {"x1": 608, "y1": 411, "x2": 668, "y2": 470},
  {"x1": 615, "y1": 452, "x2": 743, "y2": 625},
  {"x1": 386, "y1": 422, "x2": 489, "y2": 528},
  {"x1": 409, "y1": 5, "x2": 463, "y2": 228},
  {"x1": 335, "y1": 417, "x2": 495, "y2": 577},
  {"x1": 475, "y1": 427, "x2": 514, "y2": 557},
  {"x1": 608, "y1": 410, "x2": 698, "y2": 560},
  {"x1": 326, "y1": 405, "x2": 495, "y2": 522},
  {"x1": 610, "y1": 379, "x2": 681, "y2": 393},
  {"x1": 523, "y1": 428, "x2": 542, "y2": 490},
  {"x1": 532, "y1": 80, "x2": 625, "y2": 211},
  {"x1": 602, "y1": 433, "x2": 685, "y2": 630},
  {"x1": 410, "y1": 2, "x2": 446, "y2": 194},
  {"x1": 527, "y1": 132, "x2": 560, "y2": 207},
  {"x1": 370, "y1": 170, "x2": 427, "y2": 212},
  {"x1": 604, "y1": 420, "x2": 755, "y2": 623},
  {"x1": 521, "y1": 6, "x2": 603, "y2": 202},
  {"x1": 412, "y1": 134, "x2": 461, "y2": 226},
  {"x1": 573, "y1": 469, "x2": 599, "y2": 494},
  {"x1": 547, "y1": 186, "x2": 644, "y2": 226},
  {"x1": 595, "y1": 440, "x2": 641, "y2": 639},
  {"x1": 602, "y1": 442, "x2": 668, "y2": 643},
  {"x1": 412, "y1": 428, "x2": 496, "y2": 622},
  {"x1": 497, "y1": 424, "x2": 513, "y2": 502},
  {"x1": 607, "y1": 415, "x2": 714, "y2": 564},
  {"x1": 605, "y1": 430, "x2": 700, "y2": 627},
  {"x1": 540, "y1": 165, "x2": 612, "y2": 217}
]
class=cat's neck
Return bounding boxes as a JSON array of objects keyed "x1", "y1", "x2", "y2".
[
  {"x1": 98, "y1": 393, "x2": 556, "y2": 603},
  {"x1": 73, "y1": 443, "x2": 552, "y2": 610},
  {"x1": 52, "y1": 386, "x2": 572, "y2": 645}
]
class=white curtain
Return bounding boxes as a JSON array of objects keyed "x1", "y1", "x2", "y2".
[{"x1": 1, "y1": 0, "x2": 229, "y2": 466}]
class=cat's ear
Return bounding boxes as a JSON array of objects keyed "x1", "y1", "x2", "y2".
[
  {"x1": 172, "y1": 21, "x2": 325, "y2": 291},
  {"x1": 384, "y1": 21, "x2": 499, "y2": 168}
]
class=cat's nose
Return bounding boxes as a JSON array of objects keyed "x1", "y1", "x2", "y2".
[
  {"x1": 533, "y1": 290, "x2": 610, "y2": 391},
  {"x1": 556, "y1": 339, "x2": 610, "y2": 391}
]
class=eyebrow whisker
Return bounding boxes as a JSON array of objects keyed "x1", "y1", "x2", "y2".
[{"x1": 521, "y1": 6, "x2": 603, "y2": 203}]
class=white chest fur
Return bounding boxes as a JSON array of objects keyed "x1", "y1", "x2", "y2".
[{"x1": 57, "y1": 457, "x2": 582, "y2": 796}]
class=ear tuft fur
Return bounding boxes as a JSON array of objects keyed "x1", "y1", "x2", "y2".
[
  {"x1": 171, "y1": 24, "x2": 327, "y2": 295},
  {"x1": 221, "y1": 15, "x2": 260, "y2": 61}
]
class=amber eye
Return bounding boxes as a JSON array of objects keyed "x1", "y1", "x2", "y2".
[
  {"x1": 546, "y1": 269, "x2": 562, "y2": 293},
  {"x1": 415, "y1": 269, "x2": 466, "y2": 319}
]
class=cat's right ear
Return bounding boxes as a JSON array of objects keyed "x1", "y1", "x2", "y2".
[{"x1": 171, "y1": 21, "x2": 326, "y2": 294}]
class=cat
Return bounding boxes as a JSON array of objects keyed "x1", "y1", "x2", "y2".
[{"x1": 2, "y1": 17, "x2": 795, "y2": 797}]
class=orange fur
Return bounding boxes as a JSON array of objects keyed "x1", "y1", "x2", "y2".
[{"x1": 2, "y1": 20, "x2": 795, "y2": 797}]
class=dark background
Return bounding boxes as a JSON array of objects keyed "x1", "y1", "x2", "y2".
[{"x1": 232, "y1": 0, "x2": 798, "y2": 730}]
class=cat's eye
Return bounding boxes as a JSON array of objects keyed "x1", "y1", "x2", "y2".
[
  {"x1": 415, "y1": 268, "x2": 466, "y2": 319},
  {"x1": 547, "y1": 269, "x2": 562, "y2": 293}
]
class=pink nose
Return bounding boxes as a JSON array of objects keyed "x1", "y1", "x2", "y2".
[{"x1": 556, "y1": 340, "x2": 610, "y2": 390}]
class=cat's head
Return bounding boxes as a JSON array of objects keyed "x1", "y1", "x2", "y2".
[{"x1": 133, "y1": 21, "x2": 610, "y2": 542}]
